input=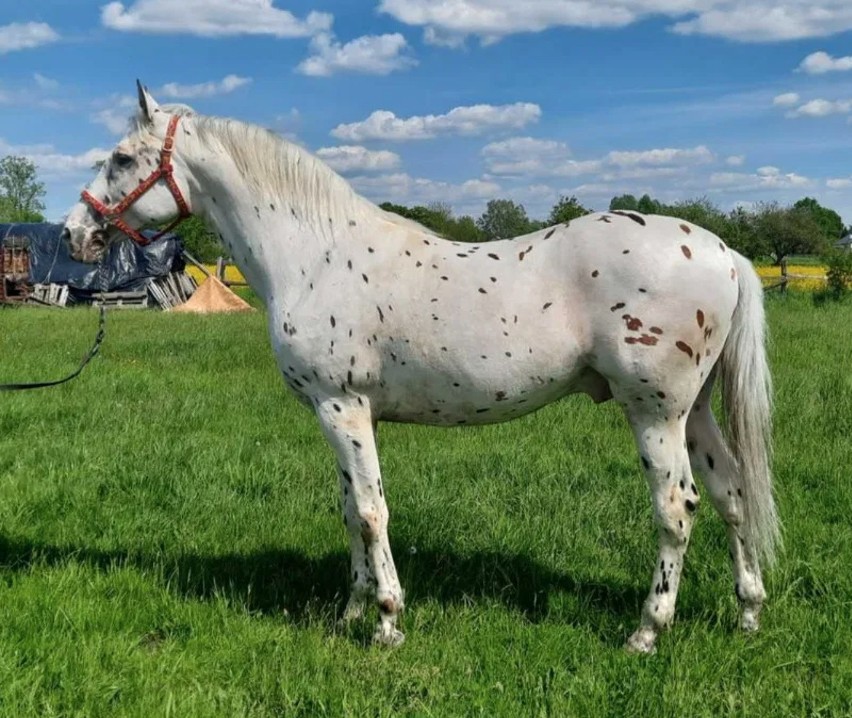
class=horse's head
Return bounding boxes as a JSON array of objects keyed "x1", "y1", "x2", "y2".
[{"x1": 64, "y1": 81, "x2": 194, "y2": 262}]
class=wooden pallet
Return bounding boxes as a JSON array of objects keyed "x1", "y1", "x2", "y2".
[
  {"x1": 147, "y1": 271, "x2": 197, "y2": 309},
  {"x1": 91, "y1": 290, "x2": 149, "y2": 309},
  {"x1": 29, "y1": 283, "x2": 69, "y2": 307}
]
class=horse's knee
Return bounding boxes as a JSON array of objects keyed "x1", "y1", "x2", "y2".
[
  {"x1": 357, "y1": 510, "x2": 381, "y2": 543},
  {"x1": 654, "y1": 478, "x2": 699, "y2": 543}
]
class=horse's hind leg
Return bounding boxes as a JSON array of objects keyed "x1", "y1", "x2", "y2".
[
  {"x1": 687, "y1": 375, "x2": 765, "y2": 631},
  {"x1": 314, "y1": 396, "x2": 405, "y2": 647},
  {"x1": 622, "y1": 409, "x2": 698, "y2": 654}
]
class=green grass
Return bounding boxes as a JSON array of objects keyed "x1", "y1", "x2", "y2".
[{"x1": 0, "y1": 293, "x2": 851, "y2": 717}]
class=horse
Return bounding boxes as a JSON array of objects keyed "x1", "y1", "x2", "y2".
[{"x1": 62, "y1": 82, "x2": 779, "y2": 653}]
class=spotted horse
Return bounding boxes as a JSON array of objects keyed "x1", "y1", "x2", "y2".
[{"x1": 63, "y1": 82, "x2": 780, "y2": 654}]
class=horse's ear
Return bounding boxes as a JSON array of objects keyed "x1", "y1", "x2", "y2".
[{"x1": 136, "y1": 79, "x2": 160, "y2": 124}]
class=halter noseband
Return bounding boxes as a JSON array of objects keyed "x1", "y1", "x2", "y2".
[{"x1": 81, "y1": 115, "x2": 191, "y2": 247}]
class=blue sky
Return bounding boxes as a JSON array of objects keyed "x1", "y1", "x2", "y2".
[{"x1": 3, "y1": 0, "x2": 852, "y2": 224}]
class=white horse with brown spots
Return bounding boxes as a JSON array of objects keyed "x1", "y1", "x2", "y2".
[{"x1": 63, "y1": 83, "x2": 779, "y2": 653}]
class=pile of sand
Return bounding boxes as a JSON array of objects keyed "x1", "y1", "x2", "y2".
[{"x1": 172, "y1": 276, "x2": 253, "y2": 314}]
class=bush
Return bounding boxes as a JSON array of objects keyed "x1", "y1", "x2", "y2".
[{"x1": 825, "y1": 249, "x2": 852, "y2": 298}]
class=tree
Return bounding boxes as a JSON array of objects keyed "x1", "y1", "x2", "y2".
[
  {"x1": 0, "y1": 155, "x2": 46, "y2": 222},
  {"x1": 637, "y1": 194, "x2": 662, "y2": 214},
  {"x1": 547, "y1": 195, "x2": 590, "y2": 225},
  {"x1": 657, "y1": 197, "x2": 731, "y2": 241},
  {"x1": 725, "y1": 205, "x2": 757, "y2": 256},
  {"x1": 380, "y1": 202, "x2": 445, "y2": 234},
  {"x1": 380, "y1": 201, "x2": 487, "y2": 242},
  {"x1": 793, "y1": 197, "x2": 845, "y2": 241},
  {"x1": 476, "y1": 199, "x2": 532, "y2": 240},
  {"x1": 448, "y1": 215, "x2": 484, "y2": 243},
  {"x1": 609, "y1": 194, "x2": 639, "y2": 211},
  {"x1": 173, "y1": 215, "x2": 224, "y2": 262},
  {"x1": 749, "y1": 202, "x2": 827, "y2": 264}
]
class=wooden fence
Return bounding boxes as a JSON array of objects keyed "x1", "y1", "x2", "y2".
[{"x1": 762, "y1": 261, "x2": 827, "y2": 294}]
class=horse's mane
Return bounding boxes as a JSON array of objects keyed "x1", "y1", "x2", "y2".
[{"x1": 133, "y1": 105, "x2": 438, "y2": 238}]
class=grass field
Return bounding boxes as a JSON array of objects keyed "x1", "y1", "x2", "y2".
[{"x1": 0, "y1": 293, "x2": 851, "y2": 716}]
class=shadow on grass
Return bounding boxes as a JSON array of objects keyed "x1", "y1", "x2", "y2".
[{"x1": 0, "y1": 533, "x2": 645, "y2": 642}]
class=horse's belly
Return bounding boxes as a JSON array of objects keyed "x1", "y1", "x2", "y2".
[{"x1": 376, "y1": 361, "x2": 604, "y2": 426}]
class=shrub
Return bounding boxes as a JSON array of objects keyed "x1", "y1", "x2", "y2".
[{"x1": 825, "y1": 249, "x2": 852, "y2": 298}]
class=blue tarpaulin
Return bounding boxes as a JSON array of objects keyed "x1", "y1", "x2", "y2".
[{"x1": 1, "y1": 223, "x2": 184, "y2": 298}]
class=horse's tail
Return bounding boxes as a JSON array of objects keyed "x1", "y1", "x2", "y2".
[{"x1": 718, "y1": 251, "x2": 780, "y2": 566}]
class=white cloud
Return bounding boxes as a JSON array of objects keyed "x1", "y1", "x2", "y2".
[
  {"x1": 601, "y1": 165, "x2": 690, "y2": 181},
  {"x1": 315, "y1": 145, "x2": 402, "y2": 173},
  {"x1": 91, "y1": 95, "x2": 137, "y2": 135},
  {"x1": 101, "y1": 0, "x2": 332, "y2": 37},
  {"x1": 773, "y1": 92, "x2": 800, "y2": 107},
  {"x1": 380, "y1": 0, "x2": 636, "y2": 42},
  {"x1": 605, "y1": 145, "x2": 714, "y2": 167},
  {"x1": 351, "y1": 172, "x2": 500, "y2": 204},
  {"x1": 726, "y1": 155, "x2": 746, "y2": 166},
  {"x1": 482, "y1": 137, "x2": 713, "y2": 180},
  {"x1": 710, "y1": 166, "x2": 812, "y2": 190},
  {"x1": 379, "y1": 0, "x2": 852, "y2": 44},
  {"x1": 798, "y1": 51, "x2": 852, "y2": 74},
  {"x1": 788, "y1": 98, "x2": 852, "y2": 117},
  {"x1": 0, "y1": 22, "x2": 59, "y2": 54},
  {"x1": 826, "y1": 177, "x2": 852, "y2": 189},
  {"x1": 158, "y1": 74, "x2": 251, "y2": 99},
  {"x1": 297, "y1": 33, "x2": 416, "y2": 76},
  {"x1": 481, "y1": 137, "x2": 601, "y2": 176},
  {"x1": 423, "y1": 26, "x2": 467, "y2": 48},
  {"x1": 0, "y1": 138, "x2": 110, "y2": 179},
  {"x1": 332, "y1": 103, "x2": 541, "y2": 142},
  {"x1": 33, "y1": 73, "x2": 59, "y2": 90},
  {"x1": 93, "y1": 108, "x2": 132, "y2": 135}
]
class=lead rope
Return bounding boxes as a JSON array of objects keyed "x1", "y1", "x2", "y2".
[{"x1": 0, "y1": 258, "x2": 107, "y2": 392}]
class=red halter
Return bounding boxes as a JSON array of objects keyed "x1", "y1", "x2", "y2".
[{"x1": 81, "y1": 115, "x2": 191, "y2": 246}]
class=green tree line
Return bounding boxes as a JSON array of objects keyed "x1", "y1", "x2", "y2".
[{"x1": 383, "y1": 193, "x2": 850, "y2": 266}]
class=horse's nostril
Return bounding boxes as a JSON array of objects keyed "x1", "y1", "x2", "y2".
[{"x1": 60, "y1": 227, "x2": 71, "y2": 242}]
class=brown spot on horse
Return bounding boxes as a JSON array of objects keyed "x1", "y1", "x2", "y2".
[
  {"x1": 676, "y1": 341, "x2": 694, "y2": 358},
  {"x1": 696, "y1": 310, "x2": 705, "y2": 328},
  {"x1": 622, "y1": 314, "x2": 643, "y2": 331},
  {"x1": 625, "y1": 335, "x2": 659, "y2": 346}
]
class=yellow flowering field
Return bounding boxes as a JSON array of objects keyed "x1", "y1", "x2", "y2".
[
  {"x1": 755, "y1": 265, "x2": 828, "y2": 291},
  {"x1": 187, "y1": 265, "x2": 247, "y2": 284}
]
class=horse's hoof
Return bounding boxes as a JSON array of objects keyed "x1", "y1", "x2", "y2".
[
  {"x1": 741, "y1": 606, "x2": 760, "y2": 633},
  {"x1": 372, "y1": 627, "x2": 405, "y2": 648},
  {"x1": 625, "y1": 628, "x2": 657, "y2": 655}
]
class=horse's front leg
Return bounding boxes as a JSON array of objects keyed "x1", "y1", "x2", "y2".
[{"x1": 315, "y1": 396, "x2": 405, "y2": 646}]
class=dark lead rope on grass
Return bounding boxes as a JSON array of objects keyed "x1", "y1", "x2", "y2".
[{"x1": 0, "y1": 259, "x2": 107, "y2": 392}]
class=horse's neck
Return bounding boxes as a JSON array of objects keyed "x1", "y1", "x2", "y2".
[{"x1": 186, "y1": 148, "x2": 374, "y2": 306}]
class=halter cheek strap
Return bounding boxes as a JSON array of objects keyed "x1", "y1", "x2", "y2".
[{"x1": 81, "y1": 115, "x2": 191, "y2": 246}]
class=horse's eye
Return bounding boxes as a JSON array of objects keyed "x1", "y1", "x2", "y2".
[{"x1": 113, "y1": 152, "x2": 134, "y2": 168}]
